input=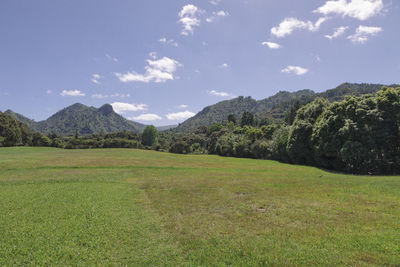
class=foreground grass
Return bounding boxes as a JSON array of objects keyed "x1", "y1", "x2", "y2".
[{"x1": 0, "y1": 147, "x2": 399, "y2": 266}]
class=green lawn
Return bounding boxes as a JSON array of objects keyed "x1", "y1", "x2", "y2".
[{"x1": 0, "y1": 147, "x2": 399, "y2": 266}]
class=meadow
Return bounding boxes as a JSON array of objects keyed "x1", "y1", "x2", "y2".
[{"x1": 0, "y1": 147, "x2": 399, "y2": 266}]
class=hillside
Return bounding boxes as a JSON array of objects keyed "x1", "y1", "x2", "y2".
[
  {"x1": 4, "y1": 109, "x2": 39, "y2": 132},
  {"x1": 174, "y1": 83, "x2": 393, "y2": 132},
  {"x1": 6, "y1": 103, "x2": 145, "y2": 136}
]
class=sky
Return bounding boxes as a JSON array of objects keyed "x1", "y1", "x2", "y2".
[{"x1": 0, "y1": 0, "x2": 399, "y2": 126}]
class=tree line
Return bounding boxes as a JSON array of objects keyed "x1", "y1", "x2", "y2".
[{"x1": 1, "y1": 86, "x2": 399, "y2": 174}]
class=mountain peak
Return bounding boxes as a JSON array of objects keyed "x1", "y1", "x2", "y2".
[
  {"x1": 68, "y1": 103, "x2": 87, "y2": 109},
  {"x1": 98, "y1": 104, "x2": 114, "y2": 116}
]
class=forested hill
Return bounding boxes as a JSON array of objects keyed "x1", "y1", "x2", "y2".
[
  {"x1": 6, "y1": 103, "x2": 146, "y2": 136},
  {"x1": 174, "y1": 83, "x2": 396, "y2": 133},
  {"x1": 4, "y1": 109, "x2": 39, "y2": 132}
]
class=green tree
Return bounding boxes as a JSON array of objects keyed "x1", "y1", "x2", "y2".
[
  {"x1": 240, "y1": 111, "x2": 254, "y2": 127},
  {"x1": 286, "y1": 98, "x2": 330, "y2": 164},
  {"x1": 208, "y1": 123, "x2": 223, "y2": 135},
  {"x1": 227, "y1": 114, "x2": 236, "y2": 124},
  {"x1": 312, "y1": 93, "x2": 382, "y2": 173},
  {"x1": 0, "y1": 112, "x2": 32, "y2": 146},
  {"x1": 141, "y1": 125, "x2": 158, "y2": 146}
]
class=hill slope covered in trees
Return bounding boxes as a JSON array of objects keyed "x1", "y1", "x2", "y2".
[
  {"x1": 174, "y1": 83, "x2": 396, "y2": 132},
  {"x1": 6, "y1": 103, "x2": 146, "y2": 136}
]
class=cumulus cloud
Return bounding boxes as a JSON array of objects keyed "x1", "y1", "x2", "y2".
[
  {"x1": 208, "y1": 90, "x2": 232, "y2": 97},
  {"x1": 115, "y1": 56, "x2": 182, "y2": 83},
  {"x1": 60, "y1": 90, "x2": 85, "y2": 97},
  {"x1": 206, "y1": 10, "x2": 229, "y2": 23},
  {"x1": 179, "y1": 4, "x2": 202, "y2": 35},
  {"x1": 46, "y1": 90, "x2": 53, "y2": 94},
  {"x1": 325, "y1": 26, "x2": 349, "y2": 39},
  {"x1": 347, "y1": 25, "x2": 382, "y2": 43},
  {"x1": 178, "y1": 104, "x2": 188, "y2": 108},
  {"x1": 166, "y1": 111, "x2": 196, "y2": 120},
  {"x1": 271, "y1": 17, "x2": 327, "y2": 38},
  {"x1": 281, "y1": 66, "x2": 309, "y2": 75},
  {"x1": 314, "y1": 0, "x2": 383, "y2": 21},
  {"x1": 91, "y1": 74, "x2": 101, "y2": 84},
  {"x1": 219, "y1": 63, "x2": 229, "y2": 68},
  {"x1": 111, "y1": 102, "x2": 148, "y2": 114},
  {"x1": 261, "y1": 41, "x2": 281, "y2": 49},
  {"x1": 130, "y1": 113, "x2": 162, "y2": 121}
]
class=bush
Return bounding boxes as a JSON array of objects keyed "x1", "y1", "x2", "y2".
[{"x1": 169, "y1": 141, "x2": 191, "y2": 154}]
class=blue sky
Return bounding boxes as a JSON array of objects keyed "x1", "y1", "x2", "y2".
[{"x1": 0, "y1": 0, "x2": 399, "y2": 126}]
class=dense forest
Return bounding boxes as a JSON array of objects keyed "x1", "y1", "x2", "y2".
[
  {"x1": 174, "y1": 83, "x2": 396, "y2": 132},
  {"x1": 5, "y1": 103, "x2": 145, "y2": 135},
  {"x1": 1, "y1": 84, "x2": 399, "y2": 174}
]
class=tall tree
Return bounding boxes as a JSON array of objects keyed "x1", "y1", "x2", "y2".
[
  {"x1": 240, "y1": 111, "x2": 254, "y2": 127},
  {"x1": 141, "y1": 125, "x2": 158, "y2": 146},
  {"x1": 286, "y1": 98, "x2": 329, "y2": 164}
]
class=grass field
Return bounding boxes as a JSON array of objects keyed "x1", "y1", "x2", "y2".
[{"x1": 0, "y1": 147, "x2": 399, "y2": 266}]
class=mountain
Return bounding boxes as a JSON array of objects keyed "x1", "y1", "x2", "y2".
[
  {"x1": 174, "y1": 90, "x2": 316, "y2": 132},
  {"x1": 174, "y1": 83, "x2": 397, "y2": 132},
  {"x1": 6, "y1": 103, "x2": 146, "y2": 136},
  {"x1": 316, "y1": 82, "x2": 395, "y2": 102}
]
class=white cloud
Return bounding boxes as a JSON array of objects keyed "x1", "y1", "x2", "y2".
[
  {"x1": 92, "y1": 94, "x2": 108, "y2": 99},
  {"x1": 215, "y1": 10, "x2": 229, "y2": 17},
  {"x1": 106, "y1": 54, "x2": 118, "y2": 62},
  {"x1": 179, "y1": 4, "x2": 202, "y2": 35},
  {"x1": 111, "y1": 102, "x2": 148, "y2": 114},
  {"x1": 281, "y1": 66, "x2": 309, "y2": 75},
  {"x1": 115, "y1": 56, "x2": 182, "y2": 83},
  {"x1": 219, "y1": 63, "x2": 229, "y2": 68},
  {"x1": 347, "y1": 25, "x2": 382, "y2": 43},
  {"x1": 166, "y1": 111, "x2": 196, "y2": 120},
  {"x1": 325, "y1": 26, "x2": 349, "y2": 39},
  {"x1": 46, "y1": 90, "x2": 53, "y2": 94},
  {"x1": 208, "y1": 90, "x2": 231, "y2": 97},
  {"x1": 159, "y1": 37, "x2": 178, "y2": 47},
  {"x1": 207, "y1": 10, "x2": 229, "y2": 23},
  {"x1": 314, "y1": 0, "x2": 383, "y2": 20},
  {"x1": 271, "y1": 17, "x2": 327, "y2": 38},
  {"x1": 261, "y1": 41, "x2": 281, "y2": 49},
  {"x1": 178, "y1": 104, "x2": 188, "y2": 108},
  {"x1": 91, "y1": 74, "x2": 101, "y2": 84},
  {"x1": 179, "y1": 4, "x2": 199, "y2": 17},
  {"x1": 60, "y1": 90, "x2": 85, "y2": 97},
  {"x1": 130, "y1": 113, "x2": 162, "y2": 121}
]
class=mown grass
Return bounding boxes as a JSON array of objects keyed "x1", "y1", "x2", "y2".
[{"x1": 0, "y1": 147, "x2": 399, "y2": 266}]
